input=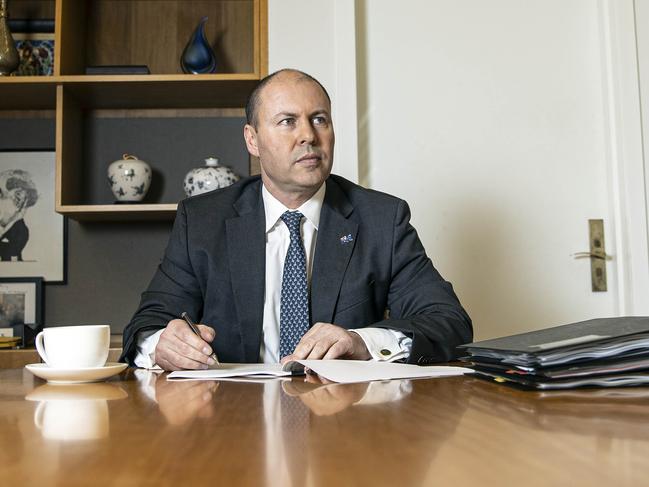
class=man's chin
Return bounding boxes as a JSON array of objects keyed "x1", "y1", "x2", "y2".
[{"x1": 296, "y1": 174, "x2": 329, "y2": 192}]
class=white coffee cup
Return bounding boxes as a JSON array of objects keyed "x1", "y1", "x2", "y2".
[{"x1": 35, "y1": 325, "x2": 110, "y2": 369}]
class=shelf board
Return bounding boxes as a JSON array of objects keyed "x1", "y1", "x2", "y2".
[
  {"x1": 0, "y1": 78, "x2": 58, "y2": 109},
  {"x1": 60, "y1": 74, "x2": 261, "y2": 109},
  {"x1": 1, "y1": 73, "x2": 261, "y2": 110},
  {"x1": 57, "y1": 203, "x2": 178, "y2": 221}
]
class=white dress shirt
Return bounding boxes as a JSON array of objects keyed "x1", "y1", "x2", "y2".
[{"x1": 134, "y1": 183, "x2": 412, "y2": 368}]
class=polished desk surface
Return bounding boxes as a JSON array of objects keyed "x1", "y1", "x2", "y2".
[{"x1": 1, "y1": 368, "x2": 647, "y2": 486}]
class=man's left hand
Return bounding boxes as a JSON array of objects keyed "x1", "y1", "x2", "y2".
[{"x1": 280, "y1": 322, "x2": 371, "y2": 364}]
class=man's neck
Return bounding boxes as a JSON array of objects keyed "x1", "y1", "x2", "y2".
[{"x1": 262, "y1": 183, "x2": 320, "y2": 210}]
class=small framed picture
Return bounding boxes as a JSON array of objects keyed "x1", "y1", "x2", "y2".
[
  {"x1": 12, "y1": 33, "x2": 55, "y2": 77},
  {"x1": 0, "y1": 150, "x2": 67, "y2": 282},
  {"x1": 0, "y1": 277, "x2": 43, "y2": 327}
]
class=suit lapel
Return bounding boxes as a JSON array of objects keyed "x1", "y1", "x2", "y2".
[
  {"x1": 310, "y1": 178, "x2": 358, "y2": 324},
  {"x1": 226, "y1": 180, "x2": 266, "y2": 362}
]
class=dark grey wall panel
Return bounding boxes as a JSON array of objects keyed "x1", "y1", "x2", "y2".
[
  {"x1": 0, "y1": 118, "x2": 55, "y2": 149},
  {"x1": 45, "y1": 220, "x2": 172, "y2": 332},
  {"x1": 82, "y1": 117, "x2": 249, "y2": 204}
]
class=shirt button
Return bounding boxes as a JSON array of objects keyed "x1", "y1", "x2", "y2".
[{"x1": 380, "y1": 349, "x2": 392, "y2": 357}]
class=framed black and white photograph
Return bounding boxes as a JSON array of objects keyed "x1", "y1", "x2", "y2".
[
  {"x1": 0, "y1": 277, "x2": 43, "y2": 327},
  {"x1": 0, "y1": 150, "x2": 66, "y2": 282}
]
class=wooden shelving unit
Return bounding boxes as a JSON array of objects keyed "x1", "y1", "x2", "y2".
[{"x1": 2, "y1": 0, "x2": 268, "y2": 221}]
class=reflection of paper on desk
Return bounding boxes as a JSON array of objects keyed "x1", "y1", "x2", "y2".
[{"x1": 166, "y1": 360, "x2": 473, "y2": 384}]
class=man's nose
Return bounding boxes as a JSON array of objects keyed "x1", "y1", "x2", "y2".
[{"x1": 298, "y1": 122, "x2": 317, "y2": 145}]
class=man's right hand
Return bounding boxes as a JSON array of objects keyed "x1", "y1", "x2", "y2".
[{"x1": 153, "y1": 319, "x2": 216, "y2": 371}]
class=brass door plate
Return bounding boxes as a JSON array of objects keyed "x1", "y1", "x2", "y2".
[{"x1": 589, "y1": 219, "x2": 607, "y2": 292}]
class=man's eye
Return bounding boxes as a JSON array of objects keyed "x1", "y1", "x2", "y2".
[
  {"x1": 279, "y1": 118, "x2": 295, "y2": 126},
  {"x1": 313, "y1": 116, "x2": 328, "y2": 125}
]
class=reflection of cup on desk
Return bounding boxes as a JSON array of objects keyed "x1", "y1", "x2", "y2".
[
  {"x1": 27, "y1": 383, "x2": 127, "y2": 442},
  {"x1": 34, "y1": 399, "x2": 109, "y2": 441},
  {"x1": 35, "y1": 325, "x2": 110, "y2": 368}
]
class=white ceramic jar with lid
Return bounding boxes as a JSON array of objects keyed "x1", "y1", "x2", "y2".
[
  {"x1": 107, "y1": 154, "x2": 151, "y2": 202},
  {"x1": 183, "y1": 157, "x2": 239, "y2": 197}
]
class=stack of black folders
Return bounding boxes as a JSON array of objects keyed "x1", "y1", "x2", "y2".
[{"x1": 458, "y1": 316, "x2": 649, "y2": 390}]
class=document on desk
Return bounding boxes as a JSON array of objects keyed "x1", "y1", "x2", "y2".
[{"x1": 166, "y1": 360, "x2": 473, "y2": 384}]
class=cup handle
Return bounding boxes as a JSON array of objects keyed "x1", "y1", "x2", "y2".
[
  {"x1": 35, "y1": 331, "x2": 50, "y2": 366},
  {"x1": 34, "y1": 402, "x2": 45, "y2": 430}
]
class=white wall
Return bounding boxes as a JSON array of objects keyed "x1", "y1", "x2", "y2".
[
  {"x1": 356, "y1": 0, "x2": 649, "y2": 339},
  {"x1": 357, "y1": 0, "x2": 607, "y2": 338},
  {"x1": 269, "y1": 0, "x2": 649, "y2": 339},
  {"x1": 268, "y1": 0, "x2": 359, "y2": 183}
]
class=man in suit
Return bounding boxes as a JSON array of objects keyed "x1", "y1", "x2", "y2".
[{"x1": 121, "y1": 69, "x2": 472, "y2": 370}]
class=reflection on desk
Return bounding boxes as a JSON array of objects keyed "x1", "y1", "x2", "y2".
[
  {"x1": 0, "y1": 368, "x2": 647, "y2": 486},
  {"x1": 26, "y1": 383, "x2": 128, "y2": 441},
  {"x1": 133, "y1": 369, "x2": 466, "y2": 487},
  {"x1": 467, "y1": 379, "x2": 649, "y2": 439}
]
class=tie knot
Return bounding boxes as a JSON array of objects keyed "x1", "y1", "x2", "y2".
[{"x1": 280, "y1": 211, "x2": 303, "y2": 234}]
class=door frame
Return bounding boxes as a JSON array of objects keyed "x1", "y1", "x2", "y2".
[{"x1": 599, "y1": 0, "x2": 649, "y2": 314}]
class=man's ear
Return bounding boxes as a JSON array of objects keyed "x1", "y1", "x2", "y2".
[{"x1": 244, "y1": 124, "x2": 260, "y2": 158}]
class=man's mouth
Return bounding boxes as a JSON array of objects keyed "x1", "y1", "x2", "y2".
[{"x1": 296, "y1": 153, "x2": 322, "y2": 164}]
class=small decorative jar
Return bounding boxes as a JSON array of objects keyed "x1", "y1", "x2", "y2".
[
  {"x1": 183, "y1": 157, "x2": 239, "y2": 197},
  {"x1": 107, "y1": 154, "x2": 152, "y2": 203}
]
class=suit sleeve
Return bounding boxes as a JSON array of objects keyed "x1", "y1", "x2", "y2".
[
  {"x1": 119, "y1": 201, "x2": 204, "y2": 365},
  {"x1": 369, "y1": 199, "x2": 473, "y2": 364}
]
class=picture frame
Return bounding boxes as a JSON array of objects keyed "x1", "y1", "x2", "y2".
[
  {"x1": 12, "y1": 33, "x2": 55, "y2": 77},
  {"x1": 0, "y1": 150, "x2": 67, "y2": 283},
  {"x1": 0, "y1": 277, "x2": 43, "y2": 328}
]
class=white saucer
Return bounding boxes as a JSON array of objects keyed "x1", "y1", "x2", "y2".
[{"x1": 25, "y1": 363, "x2": 128, "y2": 384}]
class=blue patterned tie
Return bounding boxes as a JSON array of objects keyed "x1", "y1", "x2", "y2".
[{"x1": 279, "y1": 211, "x2": 310, "y2": 358}]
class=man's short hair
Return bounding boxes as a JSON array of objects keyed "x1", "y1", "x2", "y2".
[
  {"x1": 245, "y1": 68, "x2": 332, "y2": 127},
  {"x1": 0, "y1": 170, "x2": 38, "y2": 209}
]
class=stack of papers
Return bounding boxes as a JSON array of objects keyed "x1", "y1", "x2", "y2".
[
  {"x1": 167, "y1": 359, "x2": 473, "y2": 384},
  {"x1": 458, "y1": 316, "x2": 649, "y2": 390}
]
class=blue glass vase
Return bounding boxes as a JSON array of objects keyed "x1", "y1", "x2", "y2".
[{"x1": 181, "y1": 16, "x2": 217, "y2": 74}]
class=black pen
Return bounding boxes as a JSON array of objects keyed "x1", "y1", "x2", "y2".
[{"x1": 181, "y1": 312, "x2": 220, "y2": 365}]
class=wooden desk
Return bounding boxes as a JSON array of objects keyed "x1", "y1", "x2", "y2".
[{"x1": 0, "y1": 368, "x2": 647, "y2": 486}]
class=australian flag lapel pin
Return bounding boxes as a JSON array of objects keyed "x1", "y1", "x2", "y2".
[{"x1": 340, "y1": 233, "x2": 354, "y2": 245}]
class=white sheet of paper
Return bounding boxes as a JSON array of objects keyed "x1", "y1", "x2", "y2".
[
  {"x1": 297, "y1": 360, "x2": 472, "y2": 383},
  {"x1": 168, "y1": 363, "x2": 290, "y2": 379},
  {"x1": 167, "y1": 360, "x2": 473, "y2": 383}
]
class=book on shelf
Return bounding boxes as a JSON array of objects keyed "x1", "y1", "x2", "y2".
[
  {"x1": 8, "y1": 19, "x2": 55, "y2": 34},
  {"x1": 85, "y1": 65, "x2": 151, "y2": 75}
]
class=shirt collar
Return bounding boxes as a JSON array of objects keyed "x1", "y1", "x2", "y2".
[{"x1": 262, "y1": 182, "x2": 326, "y2": 233}]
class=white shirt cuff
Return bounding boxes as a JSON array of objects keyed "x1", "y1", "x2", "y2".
[
  {"x1": 349, "y1": 327, "x2": 412, "y2": 362},
  {"x1": 134, "y1": 328, "x2": 164, "y2": 369}
]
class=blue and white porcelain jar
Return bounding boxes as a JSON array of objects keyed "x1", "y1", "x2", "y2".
[
  {"x1": 183, "y1": 157, "x2": 239, "y2": 197},
  {"x1": 107, "y1": 154, "x2": 152, "y2": 202}
]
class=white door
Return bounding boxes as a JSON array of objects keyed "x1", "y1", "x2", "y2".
[{"x1": 356, "y1": 0, "x2": 649, "y2": 339}]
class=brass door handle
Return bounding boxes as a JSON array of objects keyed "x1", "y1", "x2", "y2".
[{"x1": 572, "y1": 251, "x2": 612, "y2": 261}]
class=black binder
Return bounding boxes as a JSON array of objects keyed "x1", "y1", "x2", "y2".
[{"x1": 459, "y1": 316, "x2": 649, "y2": 389}]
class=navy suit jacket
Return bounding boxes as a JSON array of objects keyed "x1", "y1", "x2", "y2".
[{"x1": 120, "y1": 175, "x2": 472, "y2": 365}]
